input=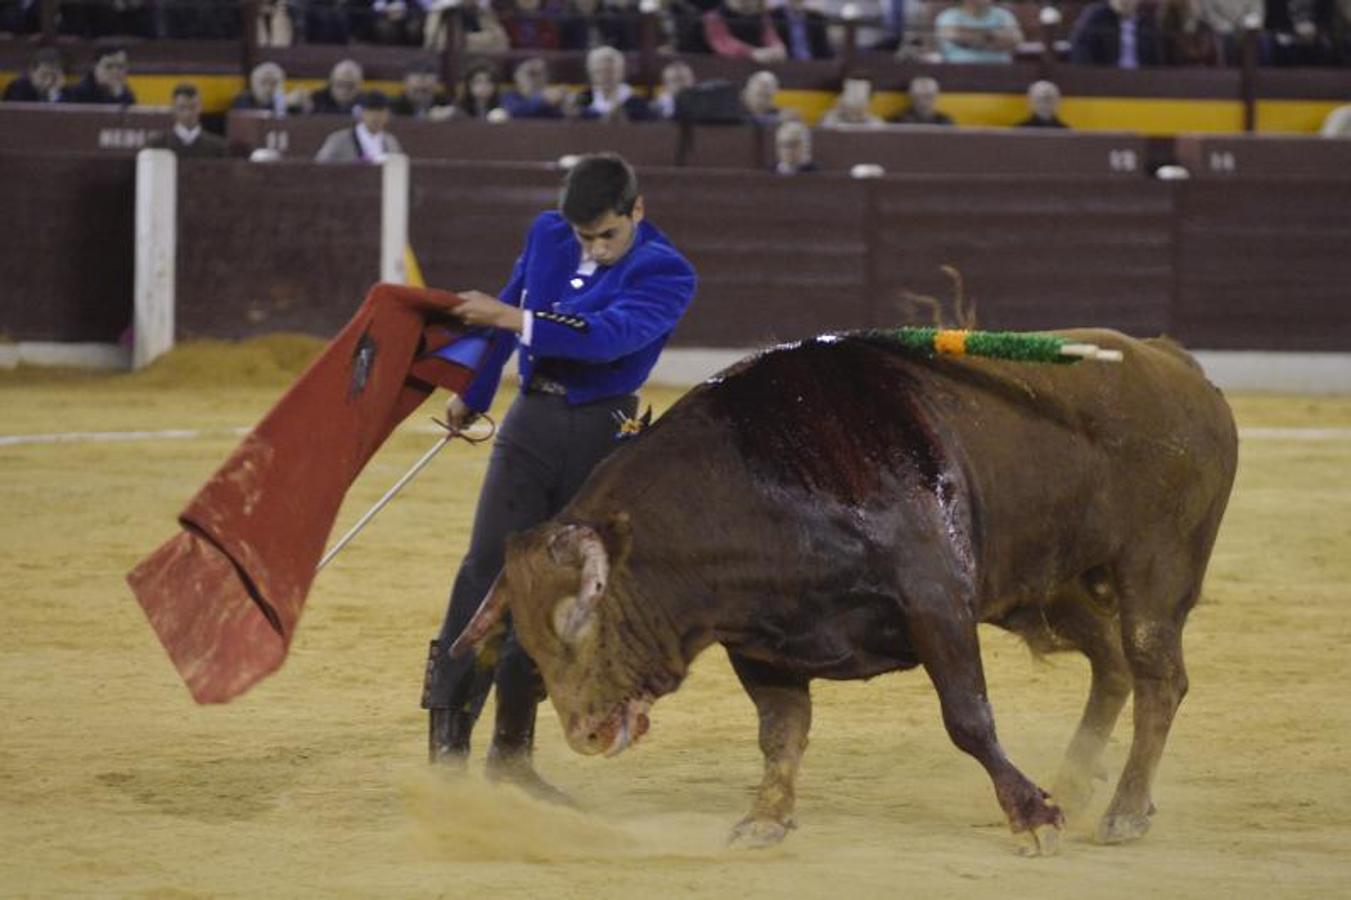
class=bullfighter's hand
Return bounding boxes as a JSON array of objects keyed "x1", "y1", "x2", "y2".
[
  {"x1": 452, "y1": 290, "x2": 525, "y2": 333},
  {"x1": 443, "y1": 392, "x2": 478, "y2": 432}
]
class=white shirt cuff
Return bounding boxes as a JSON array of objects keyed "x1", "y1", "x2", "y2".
[{"x1": 520, "y1": 311, "x2": 534, "y2": 346}]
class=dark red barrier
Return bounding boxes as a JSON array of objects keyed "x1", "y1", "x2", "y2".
[
  {"x1": 1175, "y1": 133, "x2": 1351, "y2": 178},
  {"x1": 175, "y1": 158, "x2": 383, "y2": 338},
  {"x1": 0, "y1": 103, "x2": 174, "y2": 155},
  {"x1": 810, "y1": 126, "x2": 1150, "y2": 176},
  {"x1": 226, "y1": 110, "x2": 762, "y2": 169},
  {"x1": 1173, "y1": 178, "x2": 1351, "y2": 351},
  {"x1": 0, "y1": 152, "x2": 134, "y2": 342}
]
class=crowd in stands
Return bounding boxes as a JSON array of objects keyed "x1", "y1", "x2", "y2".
[
  {"x1": 5, "y1": 36, "x2": 1348, "y2": 164},
  {"x1": 2, "y1": 0, "x2": 1348, "y2": 66},
  {"x1": 3, "y1": 1, "x2": 1348, "y2": 169}
]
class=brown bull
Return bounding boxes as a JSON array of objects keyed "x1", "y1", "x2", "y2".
[{"x1": 452, "y1": 329, "x2": 1238, "y2": 854}]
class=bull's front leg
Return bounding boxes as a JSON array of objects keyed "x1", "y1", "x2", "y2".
[
  {"x1": 726, "y1": 651, "x2": 812, "y2": 849},
  {"x1": 904, "y1": 585, "x2": 1064, "y2": 856}
]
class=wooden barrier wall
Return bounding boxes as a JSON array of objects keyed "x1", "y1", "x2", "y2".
[
  {"x1": 0, "y1": 153, "x2": 135, "y2": 342},
  {"x1": 2, "y1": 152, "x2": 1349, "y2": 352},
  {"x1": 1174, "y1": 178, "x2": 1351, "y2": 351},
  {"x1": 175, "y1": 160, "x2": 383, "y2": 338}
]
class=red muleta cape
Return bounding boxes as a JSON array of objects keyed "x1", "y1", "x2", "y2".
[{"x1": 127, "y1": 283, "x2": 480, "y2": 704}]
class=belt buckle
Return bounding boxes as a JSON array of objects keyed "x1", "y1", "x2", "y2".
[{"x1": 530, "y1": 376, "x2": 567, "y2": 396}]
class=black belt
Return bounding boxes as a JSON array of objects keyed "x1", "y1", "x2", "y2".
[{"x1": 525, "y1": 375, "x2": 568, "y2": 396}]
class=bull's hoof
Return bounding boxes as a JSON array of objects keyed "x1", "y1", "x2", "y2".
[
  {"x1": 1018, "y1": 823, "x2": 1062, "y2": 857},
  {"x1": 1096, "y1": 812, "x2": 1151, "y2": 845},
  {"x1": 728, "y1": 815, "x2": 795, "y2": 849},
  {"x1": 485, "y1": 752, "x2": 577, "y2": 808},
  {"x1": 1050, "y1": 770, "x2": 1101, "y2": 819}
]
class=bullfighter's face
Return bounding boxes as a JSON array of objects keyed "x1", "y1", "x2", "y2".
[
  {"x1": 570, "y1": 197, "x2": 645, "y2": 268},
  {"x1": 453, "y1": 519, "x2": 661, "y2": 758}
]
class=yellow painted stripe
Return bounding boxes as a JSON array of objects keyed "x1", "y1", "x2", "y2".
[
  {"x1": 125, "y1": 74, "x2": 243, "y2": 108},
  {"x1": 778, "y1": 89, "x2": 1334, "y2": 136},
  {"x1": 1058, "y1": 97, "x2": 1244, "y2": 134},
  {"x1": 1254, "y1": 99, "x2": 1345, "y2": 133}
]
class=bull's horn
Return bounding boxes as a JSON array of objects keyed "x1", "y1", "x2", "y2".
[
  {"x1": 448, "y1": 572, "x2": 508, "y2": 659},
  {"x1": 551, "y1": 526, "x2": 609, "y2": 643}
]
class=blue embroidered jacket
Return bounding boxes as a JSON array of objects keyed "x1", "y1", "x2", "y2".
[{"x1": 457, "y1": 211, "x2": 697, "y2": 411}]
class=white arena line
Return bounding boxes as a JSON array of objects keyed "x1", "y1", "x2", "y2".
[
  {"x1": 1238, "y1": 427, "x2": 1351, "y2": 442},
  {"x1": 0, "y1": 427, "x2": 248, "y2": 447},
  {"x1": 4, "y1": 425, "x2": 1351, "y2": 448}
]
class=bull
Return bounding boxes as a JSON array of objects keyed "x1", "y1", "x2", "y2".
[{"x1": 450, "y1": 329, "x2": 1238, "y2": 854}]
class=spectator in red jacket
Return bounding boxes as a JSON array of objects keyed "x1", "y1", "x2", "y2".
[
  {"x1": 503, "y1": 0, "x2": 568, "y2": 48},
  {"x1": 700, "y1": 0, "x2": 787, "y2": 62}
]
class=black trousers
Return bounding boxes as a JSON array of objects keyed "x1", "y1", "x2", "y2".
[{"x1": 422, "y1": 389, "x2": 637, "y2": 751}]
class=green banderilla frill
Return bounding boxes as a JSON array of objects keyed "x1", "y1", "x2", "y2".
[{"x1": 868, "y1": 328, "x2": 1123, "y2": 364}]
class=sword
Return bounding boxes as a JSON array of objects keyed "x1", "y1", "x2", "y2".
[{"x1": 315, "y1": 414, "x2": 494, "y2": 573}]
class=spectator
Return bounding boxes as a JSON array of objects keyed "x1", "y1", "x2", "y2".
[
  {"x1": 254, "y1": 1, "x2": 296, "y2": 46},
  {"x1": 771, "y1": 0, "x2": 835, "y2": 59},
  {"x1": 698, "y1": 0, "x2": 788, "y2": 62},
  {"x1": 3, "y1": 48, "x2": 65, "y2": 103},
  {"x1": 1175, "y1": 0, "x2": 1264, "y2": 64},
  {"x1": 1321, "y1": 103, "x2": 1351, "y2": 137},
  {"x1": 1015, "y1": 80, "x2": 1070, "y2": 128},
  {"x1": 571, "y1": 45, "x2": 654, "y2": 121},
  {"x1": 60, "y1": 0, "x2": 154, "y2": 39},
  {"x1": 159, "y1": 0, "x2": 241, "y2": 39},
  {"x1": 231, "y1": 62, "x2": 290, "y2": 115},
  {"x1": 562, "y1": 0, "x2": 643, "y2": 49},
  {"x1": 310, "y1": 60, "x2": 364, "y2": 116},
  {"x1": 64, "y1": 47, "x2": 135, "y2": 106},
  {"x1": 457, "y1": 61, "x2": 508, "y2": 120},
  {"x1": 1069, "y1": 0, "x2": 1164, "y2": 66},
  {"x1": 650, "y1": 60, "x2": 696, "y2": 119},
  {"x1": 392, "y1": 61, "x2": 455, "y2": 119},
  {"x1": 0, "y1": 0, "x2": 41, "y2": 34},
  {"x1": 149, "y1": 83, "x2": 229, "y2": 157},
  {"x1": 741, "y1": 69, "x2": 783, "y2": 123},
  {"x1": 424, "y1": 0, "x2": 510, "y2": 52},
  {"x1": 500, "y1": 57, "x2": 568, "y2": 119},
  {"x1": 1267, "y1": 0, "x2": 1340, "y2": 65},
  {"x1": 876, "y1": 0, "x2": 910, "y2": 51},
  {"x1": 362, "y1": 0, "x2": 434, "y2": 45},
  {"x1": 503, "y1": 0, "x2": 568, "y2": 48},
  {"x1": 820, "y1": 77, "x2": 886, "y2": 128},
  {"x1": 774, "y1": 120, "x2": 818, "y2": 174},
  {"x1": 316, "y1": 91, "x2": 404, "y2": 163},
  {"x1": 890, "y1": 76, "x2": 955, "y2": 125},
  {"x1": 305, "y1": 0, "x2": 352, "y2": 42},
  {"x1": 935, "y1": 0, "x2": 1023, "y2": 63}
]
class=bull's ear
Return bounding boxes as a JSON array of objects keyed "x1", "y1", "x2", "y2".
[
  {"x1": 546, "y1": 524, "x2": 611, "y2": 643},
  {"x1": 597, "y1": 511, "x2": 632, "y2": 567}
]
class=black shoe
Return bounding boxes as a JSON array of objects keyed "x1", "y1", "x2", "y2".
[{"x1": 429, "y1": 708, "x2": 471, "y2": 767}]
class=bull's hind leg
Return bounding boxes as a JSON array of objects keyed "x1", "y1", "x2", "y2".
[
  {"x1": 727, "y1": 652, "x2": 812, "y2": 848},
  {"x1": 1097, "y1": 558, "x2": 1199, "y2": 844},
  {"x1": 1041, "y1": 581, "x2": 1133, "y2": 818},
  {"x1": 904, "y1": 585, "x2": 1064, "y2": 855}
]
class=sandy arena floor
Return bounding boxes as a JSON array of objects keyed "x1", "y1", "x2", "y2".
[{"x1": 2, "y1": 338, "x2": 1349, "y2": 898}]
